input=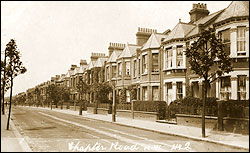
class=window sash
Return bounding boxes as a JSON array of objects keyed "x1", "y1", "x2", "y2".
[
  {"x1": 237, "y1": 27, "x2": 246, "y2": 52},
  {"x1": 142, "y1": 55, "x2": 148, "y2": 74},
  {"x1": 221, "y1": 76, "x2": 231, "y2": 88},
  {"x1": 125, "y1": 62, "x2": 130, "y2": 76},
  {"x1": 106, "y1": 67, "x2": 109, "y2": 80},
  {"x1": 165, "y1": 47, "x2": 172, "y2": 69},
  {"x1": 133, "y1": 61, "x2": 137, "y2": 77},
  {"x1": 112, "y1": 66, "x2": 116, "y2": 78},
  {"x1": 176, "y1": 82, "x2": 183, "y2": 99},
  {"x1": 118, "y1": 63, "x2": 122, "y2": 76},
  {"x1": 152, "y1": 53, "x2": 159, "y2": 72},
  {"x1": 143, "y1": 87, "x2": 148, "y2": 101},
  {"x1": 152, "y1": 86, "x2": 159, "y2": 101}
]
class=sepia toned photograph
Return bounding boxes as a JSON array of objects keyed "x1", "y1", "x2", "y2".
[{"x1": 1, "y1": 1, "x2": 249, "y2": 152}]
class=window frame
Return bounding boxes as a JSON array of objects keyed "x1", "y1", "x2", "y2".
[
  {"x1": 152, "y1": 53, "x2": 159, "y2": 72},
  {"x1": 176, "y1": 82, "x2": 183, "y2": 100},
  {"x1": 165, "y1": 47, "x2": 173, "y2": 69},
  {"x1": 236, "y1": 26, "x2": 246, "y2": 56}
]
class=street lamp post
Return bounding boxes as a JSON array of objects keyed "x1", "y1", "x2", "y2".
[{"x1": 112, "y1": 80, "x2": 116, "y2": 122}]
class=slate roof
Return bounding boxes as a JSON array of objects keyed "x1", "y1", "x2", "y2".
[
  {"x1": 73, "y1": 67, "x2": 80, "y2": 75},
  {"x1": 107, "y1": 50, "x2": 122, "y2": 63},
  {"x1": 118, "y1": 44, "x2": 141, "y2": 59},
  {"x1": 142, "y1": 33, "x2": 168, "y2": 50},
  {"x1": 163, "y1": 22, "x2": 196, "y2": 42},
  {"x1": 94, "y1": 57, "x2": 108, "y2": 67},
  {"x1": 214, "y1": 1, "x2": 249, "y2": 24},
  {"x1": 57, "y1": 74, "x2": 65, "y2": 82},
  {"x1": 79, "y1": 65, "x2": 87, "y2": 73},
  {"x1": 186, "y1": 10, "x2": 224, "y2": 37},
  {"x1": 86, "y1": 61, "x2": 95, "y2": 70}
]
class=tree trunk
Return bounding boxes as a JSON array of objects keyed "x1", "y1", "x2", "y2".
[
  {"x1": 202, "y1": 80, "x2": 208, "y2": 138},
  {"x1": 2, "y1": 82, "x2": 5, "y2": 115},
  {"x1": 2, "y1": 52, "x2": 6, "y2": 115},
  {"x1": 6, "y1": 76, "x2": 13, "y2": 130}
]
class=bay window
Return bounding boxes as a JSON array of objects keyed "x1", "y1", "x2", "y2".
[
  {"x1": 142, "y1": 87, "x2": 148, "y2": 101},
  {"x1": 152, "y1": 86, "x2": 159, "y2": 101},
  {"x1": 166, "y1": 47, "x2": 173, "y2": 69},
  {"x1": 125, "y1": 62, "x2": 130, "y2": 76},
  {"x1": 220, "y1": 76, "x2": 231, "y2": 100},
  {"x1": 238, "y1": 75, "x2": 246, "y2": 100},
  {"x1": 176, "y1": 45, "x2": 183, "y2": 67},
  {"x1": 176, "y1": 82, "x2": 183, "y2": 100},
  {"x1": 219, "y1": 28, "x2": 231, "y2": 56},
  {"x1": 138, "y1": 59, "x2": 141, "y2": 75},
  {"x1": 106, "y1": 66, "x2": 109, "y2": 80},
  {"x1": 237, "y1": 26, "x2": 246, "y2": 56},
  {"x1": 126, "y1": 90, "x2": 130, "y2": 102},
  {"x1": 112, "y1": 66, "x2": 116, "y2": 78},
  {"x1": 133, "y1": 60, "x2": 137, "y2": 77},
  {"x1": 152, "y1": 53, "x2": 159, "y2": 72},
  {"x1": 118, "y1": 63, "x2": 122, "y2": 77},
  {"x1": 142, "y1": 54, "x2": 148, "y2": 74}
]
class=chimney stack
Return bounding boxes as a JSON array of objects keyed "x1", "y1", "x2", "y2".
[
  {"x1": 136, "y1": 27, "x2": 157, "y2": 46},
  {"x1": 189, "y1": 3, "x2": 209, "y2": 23},
  {"x1": 108, "y1": 42, "x2": 126, "y2": 57}
]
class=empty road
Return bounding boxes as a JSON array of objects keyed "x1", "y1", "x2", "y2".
[{"x1": 7, "y1": 106, "x2": 247, "y2": 152}]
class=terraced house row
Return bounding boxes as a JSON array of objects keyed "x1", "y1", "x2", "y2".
[{"x1": 24, "y1": 2, "x2": 249, "y2": 105}]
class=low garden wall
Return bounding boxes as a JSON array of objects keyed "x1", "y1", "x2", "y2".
[
  {"x1": 87, "y1": 107, "x2": 96, "y2": 114},
  {"x1": 176, "y1": 114, "x2": 218, "y2": 129},
  {"x1": 223, "y1": 117, "x2": 249, "y2": 135},
  {"x1": 116, "y1": 109, "x2": 159, "y2": 121},
  {"x1": 97, "y1": 108, "x2": 109, "y2": 115}
]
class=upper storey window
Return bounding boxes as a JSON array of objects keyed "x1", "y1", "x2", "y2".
[
  {"x1": 152, "y1": 53, "x2": 159, "y2": 72},
  {"x1": 106, "y1": 66, "x2": 109, "y2": 80},
  {"x1": 142, "y1": 54, "x2": 148, "y2": 74},
  {"x1": 176, "y1": 45, "x2": 183, "y2": 67},
  {"x1": 125, "y1": 62, "x2": 130, "y2": 76},
  {"x1": 237, "y1": 26, "x2": 246, "y2": 56},
  {"x1": 219, "y1": 29, "x2": 230, "y2": 56},
  {"x1": 118, "y1": 63, "x2": 122, "y2": 77},
  {"x1": 165, "y1": 47, "x2": 173, "y2": 69},
  {"x1": 112, "y1": 66, "x2": 116, "y2": 78},
  {"x1": 133, "y1": 60, "x2": 137, "y2": 77}
]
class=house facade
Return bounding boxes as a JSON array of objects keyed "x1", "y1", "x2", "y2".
[{"x1": 23, "y1": 1, "x2": 249, "y2": 106}]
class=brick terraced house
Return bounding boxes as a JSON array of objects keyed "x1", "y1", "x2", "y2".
[{"x1": 23, "y1": 1, "x2": 249, "y2": 106}]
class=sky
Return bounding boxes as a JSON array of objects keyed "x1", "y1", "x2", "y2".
[{"x1": 1, "y1": 1, "x2": 232, "y2": 96}]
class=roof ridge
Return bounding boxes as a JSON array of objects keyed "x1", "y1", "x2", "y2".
[
  {"x1": 241, "y1": 1, "x2": 249, "y2": 11},
  {"x1": 195, "y1": 9, "x2": 225, "y2": 24}
]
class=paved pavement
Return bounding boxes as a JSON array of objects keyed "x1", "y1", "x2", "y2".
[
  {"x1": 1, "y1": 112, "x2": 32, "y2": 152},
  {"x1": 21, "y1": 106, "x2": 249, "y2": 151}
]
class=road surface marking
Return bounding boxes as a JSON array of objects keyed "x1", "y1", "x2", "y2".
[{"x1": 38, "y1": 112, "x2": 170, "y2": 152}]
